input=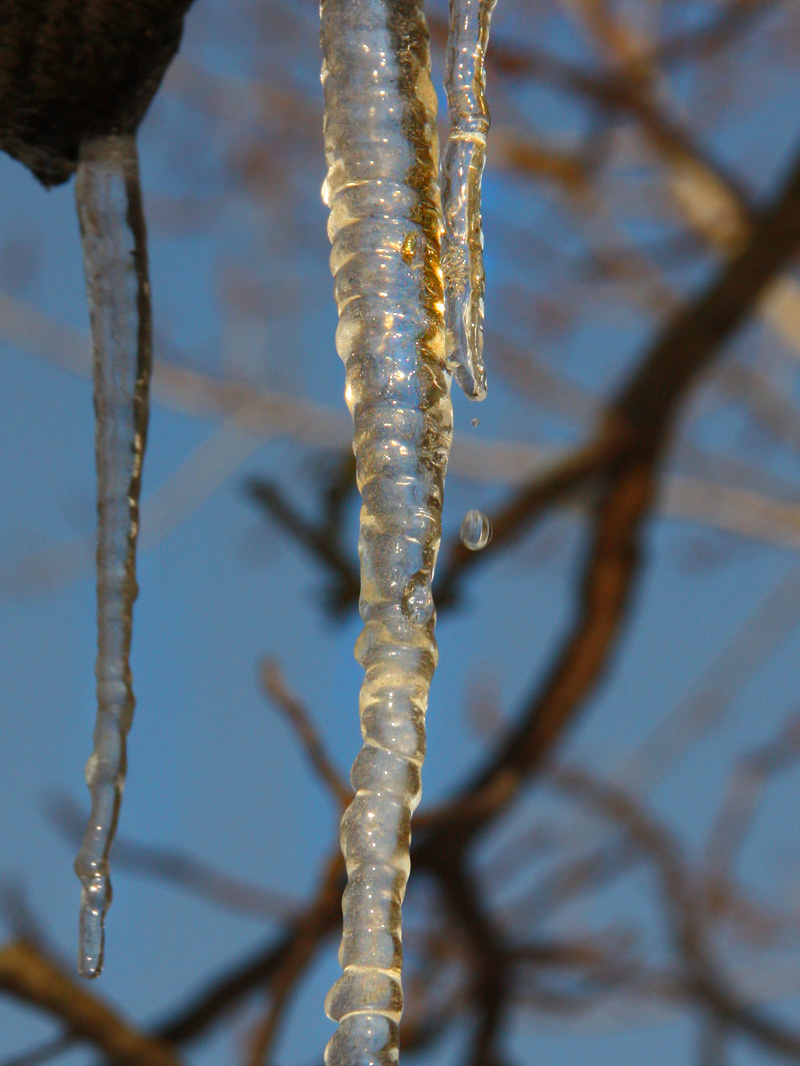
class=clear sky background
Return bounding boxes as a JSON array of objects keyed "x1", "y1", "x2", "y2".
[{"x1": 2, "y1": 1, "x2": 800, "y2": 1064}]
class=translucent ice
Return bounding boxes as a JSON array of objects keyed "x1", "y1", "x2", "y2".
[
  {"x1": 441, "y1": 0, "x2": 497, "y2": 400},
  {"x1": 320, "y1": 0, "x2": 452, "y2": 1061},
  {"x1": 73, "y1": 134, "x2": 152, "y2": 979}
]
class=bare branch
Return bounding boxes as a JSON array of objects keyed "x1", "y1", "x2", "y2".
[
  {"x1": 0, "y1": 941, "x2": 180, "y2": 1066},
  {"x1": 260, "y1": 660, "x2": 351, "y2": 810},
  {"x1": 155, "y1": 854, "x2": 343, "y2": 1047},
  {"x1": 46, "y1": 794, "x2": 298, "y2": 923}
]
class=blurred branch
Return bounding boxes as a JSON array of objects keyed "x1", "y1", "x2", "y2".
[
  {"x1": 0, "y1": 1035, "x2": 74, "y2": 1066},
  {"x1": 46, "y1": 794, "x2": 298, "y2": 923},
  {"x1": 615, "y1": 560, "x2": 800, "y2": 795},
  {"x1": 706, "y1": 708, "x2": 800, "y2": 881},
  {"x1": 248, "y1": 480, "x2": 360, "y2": 612},
  {"x1": 260, "y1": 659, "x2": 351, "y2": 810},
  {"x1": 697, "y1": 1017, "x2": 728, "y2": 1066},
  {"x1": 431, "y1": 450, "x2": 656, "y2": 841},
  {"x1": 0, "y1": 290, "x2": 551, "y2": 486},
  {"x1": 431, "y1": 859, "x2": 510, "y2": 1066},
  {"x1": 654, "y1": 0, "x2": 786, "y2": 69},
  {"x1": 555, "y1": 767, "x2": 800, "y2": 1060},
  {"x1": 418, "y1": 135, "x2": 800, "y2": 860},
  {"x1": 244, "y1": 898, "x2": 336, "y2": 1066},
  {"x1": 5, "y1": 288, "x2": 800, "y2": 600},
  {"x1": 437, "y1": 129, "x2": 800, "y2": 599},
  {"x1": 0, "y1": 941, "x2": 180, "y2": 1066},
  {"x1": 154, "y1": 853, "x2": 343, "y2": 1047}
]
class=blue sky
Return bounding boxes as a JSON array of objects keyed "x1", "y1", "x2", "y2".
[{"x1": 2, "y1": 2, "x2": 800, "y2": 1064}]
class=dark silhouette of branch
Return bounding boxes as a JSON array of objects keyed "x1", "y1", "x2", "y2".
[
  {"x1": 417, "y1": 136, "x2": 800, "y2": 865},
  {"x1": 46, "y1": 793, "x2": 299, "y2": 922},
  {"x1": 435, "y1": 860, "x2": 510, "y2": 1066},
  {"x1": 244, "y1": 899, "x2": 333, "y2": 1066},
  {"x1": 154, "y1": 853, "x2": 343, "y2": 1047},
  {"x1": 0, "y1": 941, "x2": 180, "y2": 1066},
  {"x1": 555, "y1": 767, "x2": 800, "y2": 1062},
  {"x1": 247, "y1": 477, "x2": 360, "y2": 612},
  {"x1": 260, "y1": 659, "x2": 351, "y2": 810}
]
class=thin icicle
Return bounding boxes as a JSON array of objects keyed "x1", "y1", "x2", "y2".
[
  {"x1": 441, "y1": 0, "x2": 497, "y2": 400},
  {"x1": 73, "y1": 134, "x2": 152, "y2": 979},
  {"x1": 320, "y1": 1, "x2": 452, "y2": 1063}
]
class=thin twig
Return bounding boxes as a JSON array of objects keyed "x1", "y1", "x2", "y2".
[
  {"x1": 46, "y1": 794, "x2": 298, "y2": 922},
  {"x1": 0, "y1": 1035, "x2": 74, "y2": 1066},
  {"x1": 248, "y1": 480, "x2": 360, "y2": 612},
  {"x1": 260, "y1": 660, "x2": 351, "y2": 810}
]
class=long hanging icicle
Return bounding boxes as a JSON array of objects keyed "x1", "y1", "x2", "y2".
[
  {"x1": 441, "y1": 0, "x2": 497, "y2": 400},
  {"x1": 320, "y1": 1, "x2": 452, "y2": 1063},
  {"x1": 73, "y1": 134, "x2": 152, "y2": 979}
]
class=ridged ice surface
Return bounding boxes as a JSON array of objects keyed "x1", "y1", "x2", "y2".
[
  {"x1": 320, "y1": 1, "x2": 452, "y2": 1062},
  {"x1": 441, "y1": 0, "x2": 497, "y2": 400},
  {"x1": 73, "y1": 135, "x2": 152, "y2": 979}
]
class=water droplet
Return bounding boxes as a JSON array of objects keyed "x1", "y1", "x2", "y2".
[{"x1": 460, "y1": 509, "x2": 491, "y2": 551}]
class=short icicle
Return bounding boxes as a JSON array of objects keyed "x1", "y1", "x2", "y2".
[
  {"x1": 320, "y1": 1, "x2": 453, "y2": 1064},
  {"x1": 441, "y1": 0, "x2": 497, "y2": 400},
  {"x1": 73, "y1": 134, "x2": 152, "y2": 979}
]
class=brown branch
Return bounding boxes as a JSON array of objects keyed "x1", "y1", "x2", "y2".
[
  {"x1": 655, "y1": 0, "x2": 787, "y2": 69},
  {"x1": 245, "y1": 898, "x2": 331, "y2": 1066},
  {"x1": 260, "y1": 659, "x2": 351, "y2": 811},
  {"x1": 706, "y1": 708, "x2": 800, "y2": 881},
  {"x1": 435, "y1": 433, "x2": 621, "y2": 606},
  {"x1": 155, "y1": 853, "x2": 343, "y2": 1047},
  {"x1": 422, "y1": 449, "x2": 656, "y2": 858},
  {"x1": 427, "y1": 858, "x2": 510, "y2": 1066},
  {"x1": 247, "y1": 478, "x2": 360, "y2": 613},
  {"x1": 0, "y1": 941, "x2": 180, "y2": 1066},
  {"x1": 46, "y1": 793, "x2": 298, "y2": 922},
  {"x1": 554, "y1": 767, "x2": 800, "y2": 1061},
  {"x1": 418, "y1": 135, "x2": 800, "y2": 859},
  {"x1": 437, "y1": 133, "x2": 800, "y2": 605},
  {"x1": 610, "y1": 156, "x2": 800, "y2": 434},
  {"x1": 430, "y1": 14, "x2": 750, "y2": 207}
]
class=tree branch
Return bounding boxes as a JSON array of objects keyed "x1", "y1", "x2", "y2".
[
  {"x1": 0, "y1": 941, "x2": 180, "y2": 1066},
  {"x1": 420, "y1": 135, "x2": 800, "y2": 857}
]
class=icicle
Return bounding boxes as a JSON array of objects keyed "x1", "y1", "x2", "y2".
[
  {"x1": 459, "y1": 508, "x2": 491, "y2": 550},
  {"x1": 441, "y1": 0, "x2": 497, "y2": 401},
  {"x1": 320, "y1": 1, "x2": 452, "y2": 1063},
  {"x1": 73, "y1": 134, "x2": 152, "y2": 979}
]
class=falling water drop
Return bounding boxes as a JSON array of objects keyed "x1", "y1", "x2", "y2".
[
  {"x1": 73, "y1": 133, "x2": 152, "y2": 979},
  {"x1": 460, "y1": 509, "x2": 491, "y2": 551}
]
